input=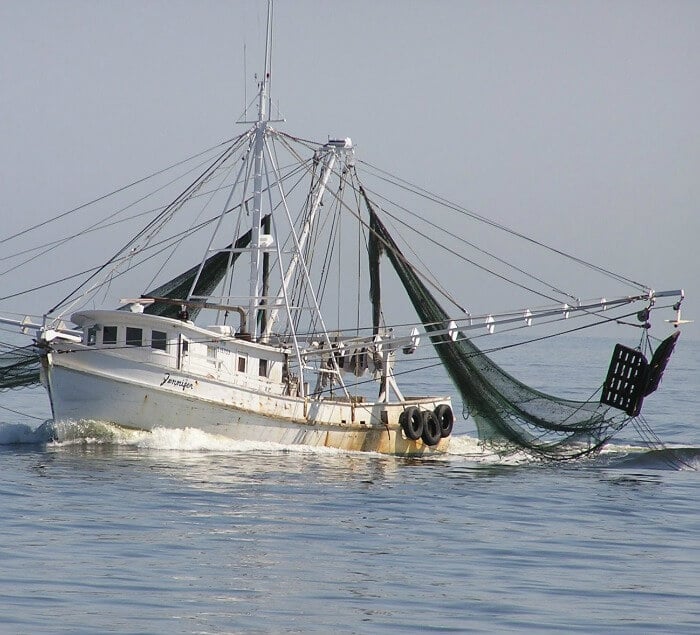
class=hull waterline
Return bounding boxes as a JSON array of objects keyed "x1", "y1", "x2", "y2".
[{"x1": 42, "y1": 352, "x2": 451, "y2": 456}]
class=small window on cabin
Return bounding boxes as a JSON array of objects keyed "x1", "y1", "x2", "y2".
[
  {"x1": 207, "y1": 345, "x2": 217, "y2": 360},
  {"x1": 87, "y1": 327, "x2": 98, "y2": 346},
  {"x1": 151, "y1": 330, "x2": 167, "y2": 351},
  {"x1": 103, "y1": 326, "x2": 118, "y2": 345},
  {"x1": 237, "y1": 354, "x2": 247, "y2": 373},
  {"x1": 126, "y1": 327, "x2": 143, "y2": 347},
  {"x1": 259, "y1": 358, "x2": 268, "y2": 377}
]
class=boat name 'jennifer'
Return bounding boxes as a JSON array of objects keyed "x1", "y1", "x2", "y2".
[{"x1": 160, "y1": 373, "x2": 194, "y2": 391}]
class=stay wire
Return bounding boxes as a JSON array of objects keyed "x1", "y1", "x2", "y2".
[
  {"x1": 0, "y1": 147, "x2": 241, "y2": 280},
  {"x1": 358, "y1": 159, "x2": 650, "y2": 292},
  {"x1": 0, "y1": 194, "x2": 274, "y2": 305},
  {"x1": 47, "y1": 139, "x2": 242, "y2": 316},
  {"x1": 361, "y1": 182, "x2": 579, "y2": 305},
  {"x1": 0, "y1": 136, "x2": 242, "y2": 248}
]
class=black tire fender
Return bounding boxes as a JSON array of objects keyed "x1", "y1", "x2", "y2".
[
  {"x1": 400, "y1": 406, "x2": 423, "y2": 441},
  {"x1": 434, "y1": 404, "x2": 454, "y2": 438},
  {"x1": 421, "y1": 409, "x2": 441, "y2": 446}
]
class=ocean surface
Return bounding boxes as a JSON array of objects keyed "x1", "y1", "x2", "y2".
[{"x1": 1, "y1": 335, "x2": 698, "y2": 634}]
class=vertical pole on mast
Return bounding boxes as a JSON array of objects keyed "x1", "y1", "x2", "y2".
[{"x1": 249, "y1": 0, "x2": 273, "y2": 340}]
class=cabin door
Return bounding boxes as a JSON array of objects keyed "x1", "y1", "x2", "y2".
[{"x1": 178, "y1": 334, "x2": 190, "y2": 371}]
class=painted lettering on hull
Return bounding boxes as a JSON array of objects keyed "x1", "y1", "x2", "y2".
[{"x1": 160, "y1": 373, "x2": 194, "y2": 391}]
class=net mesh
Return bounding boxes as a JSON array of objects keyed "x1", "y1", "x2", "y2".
[
  {"x1": 367, "y1": 206, "x2": 632, "y2": 458},
  {"x1": 0, "y1": 343, "x2": 41, "y2": 391},
  {"x1": 142, "y1": 217, "x2": 263, "y2": 319}
]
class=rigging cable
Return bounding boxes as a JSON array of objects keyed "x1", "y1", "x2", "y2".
[
  {"x1": 0, "y1": 136, "x2": 244, "y2": 248},
  {"x1": 0, "y1": 145, "x2": 246, "y2": 279},
  {"x1": 142, "y1": 147, "x2": 243, "y2": 293},
  {"x1": 361, "y1": 182, "x2": 580, "y2": 305},
  {"x1": 358, "y1": 158, "x2": 650, "y2": 292},
  {"x1": 46, "y1": 138, "x2": 245, "y2": 317}
]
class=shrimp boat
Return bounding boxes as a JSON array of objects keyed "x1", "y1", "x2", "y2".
[
  {"x1": 0, "y1": 2, "x2": 687, "y2": 458},
  {"x1": 6, "y1": 8, "x2": 456, "y2": 456}
]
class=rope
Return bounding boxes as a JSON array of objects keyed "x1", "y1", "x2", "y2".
[
  {"x1": 632, "y1": 414, "x2": 697, "y2": 471},
  {"x1": 0, "y1": 402, "x2": 46, "y2": 422}
]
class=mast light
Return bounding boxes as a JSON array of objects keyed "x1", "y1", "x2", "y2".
[{"x1": 327, "y1": 138, "x2": 353, "y2": 149}]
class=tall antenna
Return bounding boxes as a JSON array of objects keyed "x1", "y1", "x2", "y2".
[
  {"x1": 258, "y1": 0, "x2": 273, "y2": 122},
  {"x1": 243, "y1": 43, "x2": 247, "y2": 119}
]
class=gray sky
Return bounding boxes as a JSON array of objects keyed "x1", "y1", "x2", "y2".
[{"x1": 1, "y1": 0, "x2": 698, "y2": 337}]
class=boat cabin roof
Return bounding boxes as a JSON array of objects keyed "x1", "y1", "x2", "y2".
[{"x1": 71, "y1": 309, "x2": 284, "y2": 354}]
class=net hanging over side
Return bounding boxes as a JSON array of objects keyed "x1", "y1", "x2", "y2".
[
  {"x1": 139, "y1": 216, "x2": 268, "y2": 320},
  {"x1": 0, "y1": 343, "x2": 42, "y2": 391},
  {"x1": 364, "y1": 201, "x2": 635, "y2": 459}
]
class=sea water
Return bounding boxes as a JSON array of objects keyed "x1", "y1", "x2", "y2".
[{"x1": 0, "y1": 336, "x2": 698, "y2": 634}]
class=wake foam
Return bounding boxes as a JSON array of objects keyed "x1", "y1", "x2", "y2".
[
  {"x1": 444, "y1": 434, "x2": 535, "y2": 465},
  {"x1": 3, "y1": 419, "x2": 696, "y2": 470},
  {"x1": 47, "y1": 420, "x2": 367, "y2": 455},
  {"x1": 57, "y1": 423, "x2": 509, "y2": 463},
  {"x1": 3, "y1": 419, "x2": 495, "y2": 461}
]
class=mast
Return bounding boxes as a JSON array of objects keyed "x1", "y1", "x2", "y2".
[
  {"x1": 248, "y1": 0, "x2": 274, "y2": 341},
  {"x1": 261, "y1": 147, "x2": 339, "y2": 339}
]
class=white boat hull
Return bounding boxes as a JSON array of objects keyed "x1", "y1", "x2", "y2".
[{"x1": 42, "y1": 350, "x2": 451, "y2": 455}]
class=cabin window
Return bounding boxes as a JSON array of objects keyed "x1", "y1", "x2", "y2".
[
  {"x1": 151, "y1": 330, "x2": 167, "y2": 351},
  {"x1": 103, "y1": 326, "x2": 118, "y2": 345},
  {"x1": 207, "y1": 345, "x2": 217, "y2": 360},
  {"x1": 87, "y1": 327, "x2": 98, "y2": 346},
  {"x1": 259, "y1": 358, "x2": 268, "y2": 377},
  {"x1": 126, "y1": 327, "x2": 143, "y2": 347},
  {"x1": 237, "y1": 353, "x2": 247, "y2": 373}
]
